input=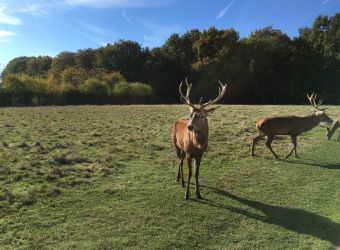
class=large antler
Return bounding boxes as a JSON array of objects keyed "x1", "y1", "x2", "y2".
[
  {"x1": 307, "y1": 93, "x2": 327, "y2": 111},
  {"x1": 179, "y1": 77, "x2": 196, "y2": 109},
  {"x1": 200, "y1": 80, "x2": 228, "y2": 108}
]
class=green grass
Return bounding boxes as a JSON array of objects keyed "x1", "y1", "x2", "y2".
[{"x1": 0, "y1": 105, "x2": 339, "y2": 249}]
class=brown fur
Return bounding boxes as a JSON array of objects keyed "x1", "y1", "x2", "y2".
[
  {"x1": 172, "y1": 78, "x2": 227, "y2": 199},
  {"x1": 252, "y1": 112, "x2": 333, "y2": 159},
  {"x1": 171, "y1": 110, "x2": 212, "y2": 200}
]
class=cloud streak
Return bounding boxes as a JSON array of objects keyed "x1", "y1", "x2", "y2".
[
  {"x1": 121, "y1": 10, "x2": 131, "y2": 23},
  {"x1": 216, "y1": 0, "x2": 236, "y2": 19},
  {"x1": 139, "y1": 19, "x2": 181, "y2": 48},
  {"x1": 0, "y1": 4, "x2": 22, "y2": 25},
  {"x1": 64, "y1": 0, "x2": 174, "y2": 8},
  {"x1": 0, "y1": 30, "x2": 17, "y2": 42},
  {"x1": 76, "y1": 19, "x2": 111, "y2": 36}
]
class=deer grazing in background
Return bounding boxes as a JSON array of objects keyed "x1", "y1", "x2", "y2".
[
  {"x1": 251, "y1": 93, "x2": 333, "y2": 159},
  {"x1": 171, "y1": 78, "x2": 227, "y2": 200},
  {"x1": 327, "y1": 119, "x2": 340, "y2": 141}
]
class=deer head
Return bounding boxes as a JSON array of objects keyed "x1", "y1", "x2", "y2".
[
  {"x1": 307, "y1": 93, "x2": 333, "y2": 124},
  {"x1": 179, "y1": 77, "x2": 227, "y2": 132}
]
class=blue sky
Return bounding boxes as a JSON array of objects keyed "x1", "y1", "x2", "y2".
[{"x1": 0, "y1": 0, "x2": 339, "y2": 71}]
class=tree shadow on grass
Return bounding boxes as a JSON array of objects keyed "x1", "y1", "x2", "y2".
[
  {"x1": 282, "y1": 159, "x2": 340, "y2": 169},
  {"x1": 197, "y1": 185, "x2": 340, "y2": 247}
]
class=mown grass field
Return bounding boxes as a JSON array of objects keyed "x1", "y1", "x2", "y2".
[{"x1": 0, "y1": 105, "x2": 339, "y2": 249}]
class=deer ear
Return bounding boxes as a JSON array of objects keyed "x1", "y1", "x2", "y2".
[{"x1": 205, "y1": 106, "x2": 220, "y2": 115}]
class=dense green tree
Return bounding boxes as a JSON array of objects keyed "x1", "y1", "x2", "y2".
[
  {"x1": 51, "y1": 52, "x2": 76, "y2": 74},
  {"x1": 0, "y1": 13, "x2": 339, "y2": 106},
  {"x1": 75, "y1": 49, "x2": 96, "y2": 70},
  {"x1": 95, "y1": 40, "x2": 147, "y2": 82},
  {"x1": 26, "y1": 56, "x2": 52, "y2": 77}
]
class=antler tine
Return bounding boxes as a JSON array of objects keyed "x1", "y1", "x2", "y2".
[
  {"x1": 307, "y1": 93, "x2": 314, "y2": 106},
  {"x1": 307, "y1": 93, "x2": 327, "y2": 111},
  {"x1": 178, "y1": 78, "x2": 196, "y2": 109},
  {"x1": 201, "y1": 80, "x2": 228, "y2": 108}
]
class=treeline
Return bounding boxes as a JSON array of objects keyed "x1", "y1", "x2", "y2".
[{"x1": 1, "y1": 14, "x2": 339, "y2": 106}]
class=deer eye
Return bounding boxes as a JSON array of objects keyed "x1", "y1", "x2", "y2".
[{"x1": 189, "y1": 113, "x2": 193, "y2": 118}]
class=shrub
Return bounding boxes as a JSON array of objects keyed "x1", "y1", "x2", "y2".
[
  {"x1": 113, "y1": 82, "x2": 153, "y2": 103},
  {"x1": 83, "y1": 78, "x2": 109, "y2": 95},
  {"x1": 101, "y1": 71, "x2": 126, "y2": 87},
  {"x1": 61, "y1": 66, "x2": 87, "y2": 86}
]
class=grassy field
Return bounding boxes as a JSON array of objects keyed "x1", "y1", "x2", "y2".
[{"x1": 0, "y1": 105, "x2": 339, "y2": 249}]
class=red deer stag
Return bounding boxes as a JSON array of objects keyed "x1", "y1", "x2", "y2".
[
  {"x1": 251, "y1": 93, "x2": 333, "y2": 159},
  {"x1": 327, "y1": 118, "x2": 340, "y2": 141},
  {"x1": 171, "y1": 78, "x2": 227, "y2": 199}
]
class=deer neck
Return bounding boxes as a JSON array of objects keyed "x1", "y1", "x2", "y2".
[
  {"x1": 304, "y1": 114, "x2": 322, "y2": 131},
  {"x1": 189, "y1": 124, "x2": 208, "y2": 150}
]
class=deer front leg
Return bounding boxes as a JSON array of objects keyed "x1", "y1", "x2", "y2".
[
  {"x1": 176, "y1": 155, "x2": 185, "y2": 187},
  {"x1": 266, "y1": 135, "x2": 279, "y2": 159},
  {"x1": 194, "y1": 156, "x2": 202, "y2": 199},
  {"x1": 338, "y1": 133, "x2": 340, "y2": 141},
  {"x1": 252, "y1": 134, "x2": 265, "y2": 157},
  {"x1": 185, "y1": 155, "x2": 192, "y2": 200},
  {"x1": 286, "y1": 135, "x2": 298, "y2": 159}
]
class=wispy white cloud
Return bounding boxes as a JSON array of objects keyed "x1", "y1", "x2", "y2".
[
  {"x1": 216, "y1": 0, "x2": 236, "y2": 19},
  {"x1": 18, "y1": 3, "x2": 49, "y2": 16},
  {"x1": 0, "y1": 30, "x2": 17, "y2": 42},
  {"x1": 64, "y1": 0, "x2": 174, "y2": 8},
  {"x1": 0, "y1": 4, "x2": 22, "y2": 25},
  {"x1": 321, "y1": 0, "x2": 331, "y2": 5},
  {"x1": 76, "y1": 19, "x2": 111, "y2": 36},
  {"x1": 139, "y1": 19, "x2": 181, "y2": 47},
  {"x1": 76, "y1": 30, "x2": 110, "y2": 46},
  {"x1": 121, "y1": 10, "x2": 131, "y2": 23}
]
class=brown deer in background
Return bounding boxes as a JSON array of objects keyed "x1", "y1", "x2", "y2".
[
  {"x1": 171, "y1": 78, "x2": 227, "y2": 199},
  {"x1": 327, "y1": 119, "x2": 340, "y2": 141},
  {"x1": 251, "y1": 93, "x2": 333, "y2": 159}
]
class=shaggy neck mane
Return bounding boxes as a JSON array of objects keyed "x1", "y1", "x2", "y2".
[
  {"x1": 189, "y1": 126, "x2": 209, "y2": 149},
  {"x1": 302, "y1": 114, "x2": 321, "y2": 131}
]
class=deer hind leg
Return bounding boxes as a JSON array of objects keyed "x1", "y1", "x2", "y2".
[
  {"x1": 185, "y1": 155, "x2": 193, "y2": 200},
  {"x1": 194, "y1": 156, "x2": 202, "y2": 199},
  {"x1": 176, "y1": 153, "x2": 185, "y2": 187},
  {"x1": 286, "y1": 135, "x2": 298, "y2": 159},
  {"x1": 266, "y1": 135, "x2": 279, "y2": 159},
  {"x1": 338, "y1": 133, "x2": 340, "y2": 141},
  {"x1": 252, "y1": 133, "x2": 265, "y2": 157}
]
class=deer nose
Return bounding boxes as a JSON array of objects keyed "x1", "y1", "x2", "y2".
[{"x1": 187, "y1": 125, "x2": 193, "y2": 131}]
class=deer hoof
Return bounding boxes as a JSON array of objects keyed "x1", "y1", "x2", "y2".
[
  {"x1": 185, "y1": 192, "x2": 190, "y2": 200},
  {"x1": 196, "y1": 193, "x2": 202, "y2": 199}
]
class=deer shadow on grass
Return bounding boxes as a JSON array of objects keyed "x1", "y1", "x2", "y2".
[
  {"x1": 196, "y1": 185, "x2": 340, "y2": 247},
  {"x1": 282, "y1": 159, "x2": 340, "y2": 170}
]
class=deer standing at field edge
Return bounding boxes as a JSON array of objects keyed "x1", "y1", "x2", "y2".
[
  {"x1": 251, "y1": 93, "x2": 333, "y2": 159},
  {"x1": 171, "y1": 78, "x2": 227, "y2": 200}
]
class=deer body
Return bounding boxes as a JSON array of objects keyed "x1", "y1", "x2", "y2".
[
  {"x1": 256, "y1": 115, "x2": 321, "y2": 136},
  {"x1": 171, "y1": 78, "x2": 227, "y2": 199},
  {"x1": 252, "y1": 94, "x2": 333, "y2": 159}
]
